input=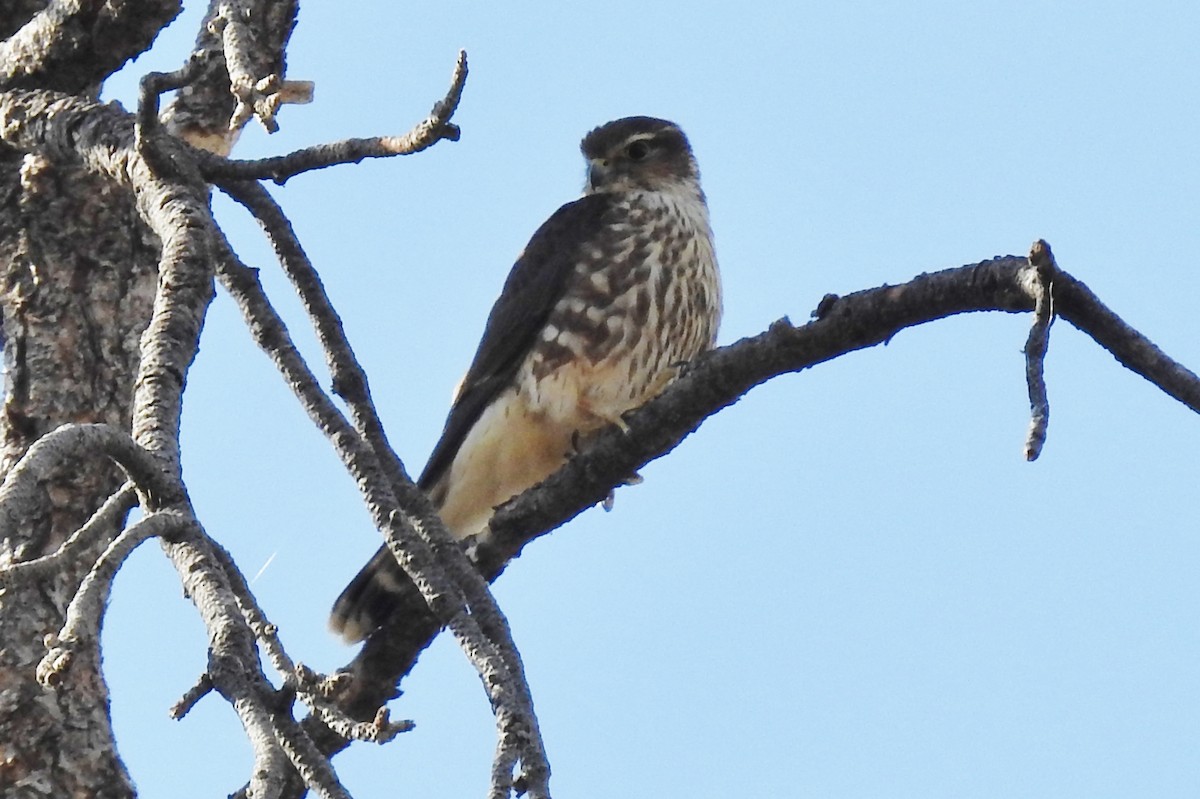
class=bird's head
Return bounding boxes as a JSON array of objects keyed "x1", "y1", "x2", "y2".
[{"x1": 580, "y1": 116, "x2": 700, "y2": 196}]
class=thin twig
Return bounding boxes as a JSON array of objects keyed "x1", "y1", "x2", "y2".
[
  {"x1": 307, "y1": 698, "x2": 413, "y2": 744},
  {"x1": 170, "y1": 672, "x2": 214, "y2": 720},
  {"x1": 137, "y1": 52, "x2": 210, "y2": 133},
  {"x1": 0, "y1": 484, "x2": 136, "y2": 582},
  {"x1": 37, "y1": 510, "x2": 198, "y2": 687},
  {"x1": 201, "y1": 49, "x2": 468, "y2": 183},
  {"x1": 1023, "y1": 240, "x2": 1056, "y2": 460},
  {"x1": 136, "y1": 51, "x2": 213, "y2": 168},
  {"x1": 290, "y1": 664, "x2": 410, "y2": 743}
]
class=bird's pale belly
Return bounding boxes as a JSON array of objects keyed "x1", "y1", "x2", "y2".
[
  {"x1": 432, "y1": 386, "x2": 576, "y2": 539},
  {"x1": 433, "y1": 346, "x2": 677, "y2": 541}
]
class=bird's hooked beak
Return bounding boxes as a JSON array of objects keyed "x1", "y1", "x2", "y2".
[{"x1": 587, "y1": 159, "x2": 610, "y2": 191}]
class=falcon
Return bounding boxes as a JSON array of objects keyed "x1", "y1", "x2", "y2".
[{"x1": 330, "y1": 116, "x2": 722, "y2": 642}]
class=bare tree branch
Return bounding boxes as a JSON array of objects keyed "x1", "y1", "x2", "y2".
[
  {"x1": 211, "y1": 0, "x2": 310, "y2": 134},
  {"x1": 170, "y1": 672, "x2": 214, "y2": 720},
  {"x1": 0, "y1": 0, "x2": 179, "y2": 92},
  {"x1": 138, "y1": 51, "x2": 212, "y2": 135},
  {"x1": 306, "y1": 696, "x2": 413, "y2": 745},
  {"x1": 0, "y1": 425, "x2": 179, "y2": 532},
  {"x1": 0, "y1": 484, "x2": 136, "y2": 582},
  {"x1": 1053, "y1": 270, "x2": 1200, "y2": 409},
  {"x1": 36, "y1": 509, "x2": 196, "y2": 687},
  {"x1": 0, "y1": 87, "x2": 358, "y2": 797},
  {"x1": 202, "y1": 49, "x2": 468, "y2": 183},
  {"x1": 219, "y1": 165, "x2": 555, "y2": 792},
  {"x1": 215, "y1": 239, "x2": 552, "y2": 796},
  {"x1": 265, "y1": 709, "x2": 355, "y2": 799},
  {"x1": 199, "y1": 531, "x2": 359, "y2": 799},
  {"x1": 323, "y1": 251, "x2": 1200, "y2": 767},
  {"x1": 203, "y1": 518, "x2": 414, "y2": 746},
  {"x1": 485, "y1": 255, "x2": 1200, "y2": 566},
  {"x1": 1023, "y1": 240, "x2": 1056, "y2": 461},
  {"x1": 161, "y1": 0, "x2": 300, "y2": 153}
]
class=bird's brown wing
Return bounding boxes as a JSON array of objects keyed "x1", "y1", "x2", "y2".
[
  {"x1": 331, "y1": 194, "x2": 614, "y2": 643},
  {"x1": 417, "y1": 192, "x2": 612, "y2": 491}
]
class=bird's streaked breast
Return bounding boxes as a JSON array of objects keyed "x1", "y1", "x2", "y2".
[{"x1": 520, "y1": 184, "x2": 721, "y2": 428}]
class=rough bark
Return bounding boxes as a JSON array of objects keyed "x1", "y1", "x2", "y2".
[
  {"x1": 0, "y1": 6, "x2": 167, "y2": 793},
  {"x1": 0, "y1": 149, "x2": 157, "y2": 795},
  {"x1": 0, "y1": 0, "x2": 180, "y2": 93}
]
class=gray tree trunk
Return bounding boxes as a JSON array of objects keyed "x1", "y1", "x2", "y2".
[{"x1": 0, "y1": 153, "x2": 156, "y2": 794}]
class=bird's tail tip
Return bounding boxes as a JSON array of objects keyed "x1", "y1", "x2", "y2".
[{"x1": 329, "y1": 545, "x2": 416, "y2": 644}]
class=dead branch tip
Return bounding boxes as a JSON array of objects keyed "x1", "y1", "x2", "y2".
[{"x1": 1023, "y1": 239, "x2": 1058, "y2": 461}]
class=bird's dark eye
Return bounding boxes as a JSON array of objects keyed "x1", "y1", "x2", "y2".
[{"x1": 625, "y1": 140, "x2": 651, "y2": 161}]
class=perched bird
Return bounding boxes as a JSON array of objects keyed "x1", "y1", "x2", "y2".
[{"x1": 330, "y1": 116, "x2": 722, "y2": 643}]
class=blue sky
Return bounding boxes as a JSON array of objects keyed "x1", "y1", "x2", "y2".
[{"x1": 97, "y1": 2, "x2": 1200, "y2": 797}]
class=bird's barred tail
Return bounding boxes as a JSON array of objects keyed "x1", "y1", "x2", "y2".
[{"x1": 329, "y1": 545, "x2": 422, "y2": 643}]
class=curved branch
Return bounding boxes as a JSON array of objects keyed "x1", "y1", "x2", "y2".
[
  {"x1": 201, "y1": 49, "x2": 468, "y2": 183},
  {"x1": 216, "y1": 181, "x2": 535, "y2": 709},
  {"x1": 1023, "y1": 240, "x2": 1056, "y2": 461},
  {"x1": 138, "y1": 51, "x2": 212, "y2": 138},
  {"x1": 220, "y1": 175, "x2": 549, "y2": 792},
  {"x1": 0, "y1": 424, "x2": 179, "y2": 548},
  {"x1": 36, "y1": 509, "x2": 196, "y2": 686}
]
